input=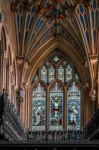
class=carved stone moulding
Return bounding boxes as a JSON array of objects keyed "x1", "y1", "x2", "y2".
[{"x1": 16, "y1": 56, "x2": 24, "y2": 65}]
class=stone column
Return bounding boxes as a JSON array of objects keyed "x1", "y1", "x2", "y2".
[{"x1": 97, "y1": 61, "x2": 99, "y2": 108}]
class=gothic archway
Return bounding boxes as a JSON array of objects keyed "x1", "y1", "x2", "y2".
[{"x1": 31, "y1": 52, "x2": 83, "y2": 131}]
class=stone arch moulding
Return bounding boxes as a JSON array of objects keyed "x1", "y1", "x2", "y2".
[
  {"x1": 23, "y1": 38, "x2": 92, "y2": 128},
  {"x1": 26, "y1": 37, "x2": 88, "y2": 86}
]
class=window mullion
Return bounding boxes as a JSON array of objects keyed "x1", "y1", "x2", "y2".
[{"x1": 46, "y1": 86, "x2": 50, "y2": 130}]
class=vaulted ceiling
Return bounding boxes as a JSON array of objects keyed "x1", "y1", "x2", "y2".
[
  {"x1": 9, "y1": 0, "x2": 98, "y2": 64},
  {"x1": 0, "y1": 0, "x2": 99, "y2": 87}
]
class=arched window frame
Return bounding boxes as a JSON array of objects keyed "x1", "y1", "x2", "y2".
[
  {"x1": 31, "y1": 54, "x2": 82, "y2": 131},
  {"x1": 31, "y1": 80, "x2": 47, "y2": 131}
]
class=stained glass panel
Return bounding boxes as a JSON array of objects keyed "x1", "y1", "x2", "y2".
[
  {"x1": 58, "y1": 65, "x2": 64, "y2": 82},
  {"x1": 75, "y1": 74, "x2": 79, "y2": 80},
  {"x1": 67, "y1": 82, "x2": 80, "y2": 130},
  {"x1": 32, "y1": 83, "x2": 46, "y2": 130},
  {"x1": 49, "y1": 65, "x2": 55, "y2": 82},
  {"x1": 34, "y1": 74, "x2": 38, "y2": 81},
  {"x1": 66, "y1": 65, "x2": 72, "y2": 82},
  {"x1": 52, "y1": 56, "x2": 60, "y2": 63},
  {"x1": 41, "y1": 65, "x2": 47, "y2": 82},
  {"x1": 50, "y1": 82, "x2": 63, "y2": 130}
]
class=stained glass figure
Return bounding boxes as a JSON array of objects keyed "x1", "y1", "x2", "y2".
[
  {"x1": 50, "y1": 82, "x2": 63, "y2": 130},
  {"x1": 58, "y1": 65, "x2": 64, "y2": 82},
  {"x1": 41, "y1": 65, "x2": 47, "y2": 82},
  {"x1": 32, "y1": 83, "x2": 46, "y2": 130},
  {"x1": 66, "y1": 65, "x2": 72, "y2": 82},
  {"x1": 49, "y1": 65, "x2": 55, "y2": 82},
  {"x1": 67, "y1": 82, "x2": 80, "y2": 130}
]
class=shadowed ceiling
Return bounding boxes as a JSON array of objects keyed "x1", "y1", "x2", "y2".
[{"x1": 8, "y1": 0, "x2": 99, "y2": 63}]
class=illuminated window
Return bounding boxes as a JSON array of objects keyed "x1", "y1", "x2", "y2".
[
  {"x1": 32, "y1": 54, "x2": 81, "y2": 131},
  {"x1": 49, "y1": 82, "x2": 63, "y2": 130},
  {"x1": 32, "y1": 83, "x2": 46, "y2": 130},
  {"x1": 67, "y1": 82, "x2": 81, "y2": 130}
]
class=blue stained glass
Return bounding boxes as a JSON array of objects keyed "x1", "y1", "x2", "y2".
[
  {"x1": 84, "y1": 14, "x2": 89, "y2": 29},
  {"x1": 91, "y1": 11, "x2": 95, "y2": 29},
  {"x1": 96, "y1": 9, "x2": 99, "y2": 28},
  {"x1": 32, "y1": 83, "x2": 46, "y2": 130},
  {"x1": 79, "y1": 4, "x2": 85, "y2": 14},
  {"x1": 93, "y1": 0, "x2": 97, "y2": 9},
  {"x1": 24, "y1": 31, "x2": 29, "y2": 46},
  {"x1": 29, "y1": 16, "x2": 34, "y2": 29},
  {"x1": 93, "y1": 30, "x2": 96, "y2": 46},
  {"x1": 80, "y1": 15, "x2": 85, "y2": 28},
  {"x1": 50, "y1": 82, "x2": 63, "y2": 130},
  {"x1": 20, "y1": 15, "x2": 23, "y2": 26},
  {"x1": 26, "y1": 14, "x2": 30, "y2": 28},
  {"x1": 31, "y1": 6, "x2": 36, "y2": 14},
  {"x1": 67, "y1": 82, "x2": 80, "y2": 130},
  {"x1": 85, "y1": 31, "x2": 90, "y2": 45},
  {"x1": 18, "y1": 3, "x2": 23, "y2": 14}
]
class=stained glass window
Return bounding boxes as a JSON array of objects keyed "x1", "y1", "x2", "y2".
[
  {"x1": 49, "y1": 82, "x2": 63, "y2": 130},
  {"x1": 67, "y1": 82, "x2": 80, "y2": 130},
  {"x1": 32, "y1": 55, "x2": 81, "y2": 131},
  {"x1": 32, "y1": 83, "x2": 46, "y2": 130},
  {"x1": 49, "y1": 65, "x2": 55, "y2": 82},
  {"x1": 41, "y1": 65, "x2": 47, "y2": 82},
  {"x1": 58, "y1": 65, "x2": 64, "y2": 82},
  {"x1": 66, "y1": 65, "x2": 72, "y2": 82}
]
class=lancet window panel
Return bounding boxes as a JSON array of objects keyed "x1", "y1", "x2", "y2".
[
  {"x1": 41, "y1": 65, "x2": 47, "y2": 82},
  {"x1": 32, "y1": 83, "x2": 46, "y2": 131},
  {"x1": 58, "y1": 65, "x2": 64, "y2": 82},
  {"x1": 49, "y1": 65, "x2": 55, "y2": 82},
  {"x1": 66, "y1": 65, "x2": 73, "y2": 82},
  {"x1": 49, "y1": 82, "x2": 63, "y2": 130},
  {"x1": 67, "y1": 82, "x2": 81, "y2": 130}
]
